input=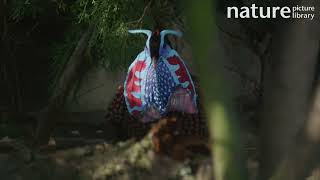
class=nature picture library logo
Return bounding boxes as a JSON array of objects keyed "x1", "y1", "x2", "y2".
[{"x1": 227, "y1": 4, "x2": 315, "y2": 20}]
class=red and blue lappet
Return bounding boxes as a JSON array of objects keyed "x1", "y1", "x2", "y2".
[{"x1": 124, "y1": 29, "x2": 197, "y2": 122}]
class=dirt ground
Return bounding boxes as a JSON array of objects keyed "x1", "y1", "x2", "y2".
[{"x1": 0, "y1": 117, "x2": 261, "y2": 180}]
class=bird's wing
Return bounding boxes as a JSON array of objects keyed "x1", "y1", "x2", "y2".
[
  {"x1": 124, "y1": 49, "x2": 151, "y2": 117},
  {"x1": 162, "y1": 47, "x2": 198, "y2": 111}
]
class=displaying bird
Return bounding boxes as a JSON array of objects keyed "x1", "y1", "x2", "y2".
[
  {"x1": 124, "y1": 28, "x2": 198, "y2": 122},
  {"x1": 105, "y1": 77, "x2": 207, "y2": 140},
  {"x1": 105, "y1": 26, "x2": 209, "y2": 159}
]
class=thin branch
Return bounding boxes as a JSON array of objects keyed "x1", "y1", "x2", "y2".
[
  {"x1": 127, "y1": 0, "x2": 152, "y2": 26},
  {"x1": 73, "y1": 83, "x2": 107, "y2": 100},
  {"x1": 224, "y1": 65, "x2": 260, "y2": 89},
  {"x1": 216, "y1": 23, "x2": 271, "y2": 59}
]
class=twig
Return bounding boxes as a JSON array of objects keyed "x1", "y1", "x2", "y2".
[
  {"x1": 216, "y1": 23, "x2": 271, "y2": 58},
  {"x1": 224, "y1": 65, "x2": 260, "y2": 92},
  {"x1": 73, "y1": 83, "x2": 107, "y2": 100},
  {"x1": 127, "y1": 0, "x2": 152, "y2": 26}
]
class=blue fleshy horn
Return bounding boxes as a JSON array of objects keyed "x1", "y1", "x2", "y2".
[
  {"x1": 160, "y1": 30, "x2": 183, "y2": 50},
  {"x1": 128, "y1": 29, "x2": 152, "y2": 37},
  {"x1": 129, "y1": 29, "x2": 152, "y2": 51}
]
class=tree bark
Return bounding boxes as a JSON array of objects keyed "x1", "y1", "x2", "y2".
[
  {"x1": 271, "y1": 81, "x2": 320, "y2": 180},
  {"x1": 260, "y1": 0, "x2": 320, "y2": 179}
]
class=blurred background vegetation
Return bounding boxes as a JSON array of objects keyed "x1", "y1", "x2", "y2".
[
  {"x1": 1, "y1": 0, "x2": 189, "y2": 111},
  {"x1": 1, "y1": 0, "x2": 320, "y2": 180}
]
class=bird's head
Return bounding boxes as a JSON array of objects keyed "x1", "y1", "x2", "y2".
[
  {"x1": 149, "y1": 28, "x2": 161, "y2": 64},
  {"x1": 128, "y1": 27, "x2": 182, "y2": 66}
]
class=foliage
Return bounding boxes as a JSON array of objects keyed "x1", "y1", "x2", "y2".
[
  {"x1": 8, "y1": 0, "x2": 63, "y2": 21},
  {"x1": 8, "y1": 0, "x2": 47, "y2": 21},
  {"x1": 48, "y1": 0, "x2": 155, "y2": 92},
  {"x1": 7, "y1": 0, "x2": 183, "y2": 93},
  {"x1": 73, "y1": 0, "x2": 151, "y2": 70},
  {"x1": 49, "y1": 25, "x2": 84, "y2": 93}
]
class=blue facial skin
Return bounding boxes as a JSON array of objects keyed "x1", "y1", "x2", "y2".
[{"x1": 144, "y1": 58, "x2": 176, "y2": 115}]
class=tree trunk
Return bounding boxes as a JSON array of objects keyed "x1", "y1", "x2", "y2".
[
  {"x1": 35, "y1": 26, "x2": 94, "y2": 146},
  {"x1": 260, "y1": 0, "x2": 320, "y2": 179}
]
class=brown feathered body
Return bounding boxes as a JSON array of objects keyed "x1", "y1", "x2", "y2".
[{"x1": 105, "y1": 77, "x2": 209, "y2": 159}]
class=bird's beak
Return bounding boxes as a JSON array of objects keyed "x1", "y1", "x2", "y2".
[{"x1": 152, "y1": 57, "x2": 157, "y2": 68}]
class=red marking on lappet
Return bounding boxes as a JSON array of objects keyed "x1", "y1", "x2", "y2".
[
  {"x1": 126, "y1": 61, "x2": 146, "y2": 109},
  {"x1": 167, "y1": 56, "x2": 195, "y2": 94}
]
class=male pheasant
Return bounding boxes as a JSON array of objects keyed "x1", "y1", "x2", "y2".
[{"x1": 105, "y1": 27, "x2": 209, "y2": 159}]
